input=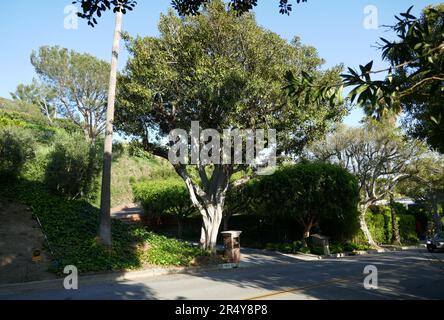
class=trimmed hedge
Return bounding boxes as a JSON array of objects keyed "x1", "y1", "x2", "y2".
[
  {"x1": 399, "y1": 214, "x2": 418, "y2": 243},
  {"x1": 132, "y1": 179, "x2": 197, "y2": 236},
  {"x1": 238, "y1": 162, "x2": 361, "y2": 241},
  {"x1": 366, "y1": 205, "x2": 419, "y2": 245},
  {"x1": 133, "y1": 179, "x2": 195, "y2": 218},
  {"x1": 366, "y1": 206, "x2": 392, "y2": 244}
]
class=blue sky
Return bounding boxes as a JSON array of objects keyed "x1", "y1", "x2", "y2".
[{"x1": 0, "y1": 0, "x2": 440, "y2": 126}]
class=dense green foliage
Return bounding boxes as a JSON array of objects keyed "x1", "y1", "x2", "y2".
[
  {"x1": 239, "y1": 162, "x2": 360, "y2": 241},
  {"x1": 115, "y1": 0, "x2": 348, "y2": 250},
  {"x1": 31, "y1": 46, "x2": 110, "y2": 142},
  {"x1": 0, "y1": 179, "x2": 205, "y2": 273},
  {"x1": 288, "y1": 5, "x2": 444, "y2": 153},
  {"x1": 133, "y1": 179, "x2": 197, "y2": 236},
  {"x1": 366, "y1": 205, "x2": 419, "y2": 244},
  {"x1": 0, "y1": 97, "x2": 43, "y2": 118},
  {"x1": 0, "y1": 106, "x2": 205, "y2": 273},
  {"x1": 366, "y1": 206, "x2": 392, "y2": 244},
  {"x1": 117, "y1": 1, "x2": 346, "y2": 157},
  {"x1": 44, "y1": 132, "x2": 102, "y2": 199},
  {"x1": 329, "y1": 242, "x2": 370, "y2": 254},
  {"x1": 0, "y1": 127, "x2": 35, "y2": 179},
  {"x1": 138, "y1": 232, "x2": 206, "y2": 266},
  {"x1": 309, "y1": 120, "x2": 426, "y2": 246},
  {"x1": 133, "y1": 179, "x2": 194, "y2": 218}
]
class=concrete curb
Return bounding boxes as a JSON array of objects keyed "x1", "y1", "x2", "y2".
[
  {"x1": 320, "y1": 244, "x2": 424, "y2": 259},
  {"x1": 380, "y1": 244, "x2": 425, "y2": 251}
]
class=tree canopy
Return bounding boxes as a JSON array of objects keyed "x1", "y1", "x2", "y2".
[
  {"x1": 31, "y1": 46, "x2": 110, "y2": 142},
  {"x1": 73, "y1": 0, "x2": 137, "y2": 26},
  {"x1": 115, "y1": 0, "x2": 346, "y2": 250},
  {"x1": 287, "y1": 5, "x2": 444, "y2": 153},
  {"x1": 171, "y1": 0, "x2": 307, "y2": 16},
  {"x1": 72, "y1": 0, "x2": 307, "y2": 26},
  {"x1": 397, "y1": 152, "x2": 444, "y2": 230},
  {"x1": 308, "y1": 119, "x2": 426, "y2": 246}
]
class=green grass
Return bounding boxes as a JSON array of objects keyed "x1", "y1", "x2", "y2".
[{"x1": 91, "y1": 152, "x2": 179, "y2": 208}]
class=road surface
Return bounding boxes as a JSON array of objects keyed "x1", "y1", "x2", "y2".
[{"x1": 1, "y1": 247, "x2": 443, "y2": 300}]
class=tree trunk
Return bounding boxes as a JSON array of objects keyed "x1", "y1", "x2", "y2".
[
  {"x1": 175, "y1": 164, "x2": 231, "y2": 253},
  {"x1": 359, "y1": 205, "x2": 377, "y2": 247},
  {"x1": 199, "y1": 204, "x2": 224, "y2": 252},
  {"x1": 390, "y1": 199, "x2": 401, "y2": 245},
  {"x1": 302, "y1": 222, "x2": 312, "y2": 247},
  {"x1": 98, "y1": 10, "x2": 123, "y2": 247},
  {"x1": 303, "y1": 224, "x2": 312, "y2": 239}
]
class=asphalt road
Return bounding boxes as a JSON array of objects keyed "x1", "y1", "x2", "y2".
[{"x1": 1, "y1": 248, "x2": 443, "y2": 300}]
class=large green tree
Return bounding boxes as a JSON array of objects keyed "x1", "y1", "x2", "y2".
[
  {"x1": 115, "y1": 1, "x2": 346, "y2": 251},
  {"x1": 72, "y1": 0, "x2": 308, "y2": 247},
  {"x1": 287, "y1": 5, "x2": 444, "y2": 153},
  {"x1": 31, "y1": 46, "x2": 110, "y2": 142},
  {"x1": 309, "y1": 120, "x2": 426, "y2": 247}
]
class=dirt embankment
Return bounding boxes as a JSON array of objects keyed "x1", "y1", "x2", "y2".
[{"x1": 0, "y1": 200, "x2": 56, "y2": 284}]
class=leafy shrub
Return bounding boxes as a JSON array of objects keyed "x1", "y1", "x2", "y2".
[
  {"x1": 127, "y1": 141, "x2": 153, "y2": 160},
  {"x1": 53, "y1": 118, "x2": 83, "y2": 135},
  {"x1": 44, "y1": 132, "x2": 101, "y2": 199},
  {"x1": 264, "y1": 240, "x2": 370, "y2": 255},
  {"x1": 137, "y1": 231, "x2": 206, "y2": 266},
  {"x1": 366, "y1": 207, "x2": 389, "y2": 244},
  {"x1": 329, "y1": 243, "x2": 344, "y2": 254},
  {"x1": 329, "y1": 242, "x2": 370, "y2": 254},
  {"x1": 23, "y1": 148, "x2": 50, "y2": 182},
  {"x1": 133, "y1": 179, "x2": 197, "y2": 236},
  {"x1": 241, "y1": 161, "x2": 360, "y2": 241},
  {"x1": 0, "y1": 127, "x2": 35, "y2": 179},
  {"x1": 309, "y1": 246, "x2": 325, "y2": 256},
  {"x1": 0, "y1": 111, "x2": 59, "y2": 145},
  {"x1": 298, "y1": 246, "x2": 311, "y2": 254},
  {"x1": 0, "y1": 102, "x2": 46, "y2": 123},
  {"x1": 399, "y1": 214, "x2": 419, "y2": 244},
  {"x1": 366, "y1": 205, "x2": 419, "y2": 245},
  {"x1": 344, "y1": 242, "x2": 370, "y2": 251},
  {"x1": 264, "y1": 241, "x2": 311, "y2": 254}
]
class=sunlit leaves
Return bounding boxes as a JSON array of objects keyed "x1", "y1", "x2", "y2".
[
  {"x1": 72, "y1": 0, "x2": 137, "y2": 27},
  {"x1": 171, "y1": 0, "x2": 307, "y2": 16},
  {"x1": 285, "y1": 5, "x2": 444, "y2": 152}
]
